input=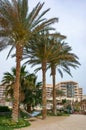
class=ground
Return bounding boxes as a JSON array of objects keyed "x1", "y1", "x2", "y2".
[{"x1": 15, "y1": 114, "x2": 86, "y2": 130}]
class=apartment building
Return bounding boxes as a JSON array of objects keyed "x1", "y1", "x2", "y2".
[
  {"x1": 0, "y1": 81, "x2": 83, "y2": 106},
  {"x1": 46, "y1": 81, "x2": 83, "y2": 102},
  {"x1": 46, "y1": 84, "x2": 53, "y2": 98},
  {"x1": 0, "y1": 85, "x2": 6, "y2": 105}
]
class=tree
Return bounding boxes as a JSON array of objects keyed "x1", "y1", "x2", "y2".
[
  {"x1": 22, "y1": 74, "x2": 42, "y2": 112},
  {"x1": 23, "y1": 32, "x2": 65, "y2": 119},
  {"x1": 49, "y1": 40, "x2": 80, "y2": 115},
  {"x1": 2, "y1": 66, "x2": 42, "y2": 113},
  {"x1": 0, "y1": 0, "x2": 58, "y2": 121},
  {"x1": 23, "y1": 33, "x2": 52, "y2": 119}
]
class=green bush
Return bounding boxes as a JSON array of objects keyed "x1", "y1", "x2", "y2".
[
  {"x1": 0, "y1": 106, "x2": 12, "y2": 118},
  {"x1": 20, "y1": 110, "x2": 29, "y2": 119},
  {"x1": 0, "y1": 126, "x2": 13, "y2": 130},
  {"x1": 47, "y1": 110, "x2": 70, "y2": 116},
  {"x1": 0, "y1": 107, "x2": 30, "y2": 129},
  {"x1": 0, "y1": 117, "x2": 30, "y2": 129}
]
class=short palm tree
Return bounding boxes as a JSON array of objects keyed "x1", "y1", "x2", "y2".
[
  {"x1": 2, "y1": 67, "x2": 16, "y2": 99},
  {"x1": 0, "y1": 0, "x2": 58, "y2": 121},
  {"x1": 2, "y1": 66, "x2": 42, "y2": 113},
  {"x1": 22, "y1": 74, "x2": 42, "y2": 113},
  {"x1": 2, "y1": 66, "x2": 29, "y2": 102}
]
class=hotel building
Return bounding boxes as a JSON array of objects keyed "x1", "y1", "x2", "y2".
[
  {"x1": 46, "y1": 81, "x2": 83, "y2": 102},
  {"x1": 0, "y1": 85, "x2": 6, "y2": 105},
  {"x1": 0, "y1": 81, "x2": 83, "y2": 106}
]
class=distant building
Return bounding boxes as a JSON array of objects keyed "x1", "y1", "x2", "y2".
[
  {"x1": 0, "y1": 85, "x2": 6, "y2": 105},
  {"x1": 0, "y1": 81, "x2": 83, "y2": 106},
  {"x1": 82, "y1": 95, "x2": 86, "y2": 100},
  {"x1": 0, "y1": 85, "x2": 12, "y2": 107},
  {"x1": 46, "y1": 81, "x2": 83, "y2": 102},
  {"x1": 46, "y1": 84, "x2": 53, "y2": 98}
]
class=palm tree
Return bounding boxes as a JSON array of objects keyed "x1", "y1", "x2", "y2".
[
  {"x1": 1, "y1": 67, "x2": 16, "y2": 99},
  {"x1": 49, "y1": 41, "x2": 80, "y2": 115},
  {"x1": 2, "y1": 65, "x2": 42, "y2": 113},
  {"x1": 0, "y1": 0, "x2": 58, "y2": 121},
  {"x1": 22, "y1": 74, "x2": 42, "y2": 113},
  {"x1": 2, "y1": 66, "x2": 29, "y2": 102},
  {"x1": 23, "y1": 33, "x2": 51, "y2": 119},
  {"x1": 23, "y1": 32, "x2": 66, "y2": 119},
  {"x1": 34, "y1": 82, "x2": 42, "y2": 107}
]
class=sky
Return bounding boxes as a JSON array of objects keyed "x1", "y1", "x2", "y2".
[{"x1": 0, "y1": 0, "x2": 86, "y2": 94}]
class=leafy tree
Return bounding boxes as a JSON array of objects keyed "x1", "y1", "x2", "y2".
[{"x1": 0, "y1": 0, "x2": 57, "y2": 121}]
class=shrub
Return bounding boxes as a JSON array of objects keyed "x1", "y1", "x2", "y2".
[
  {"x1": 0, "y1": 117, "x2": 30, "y2": 129},
  {"x1": 20, "y1": 110, "x2": 29, "y2": 119},
  {"x1": 0, "y1": 106, "x2": 12, "y2": 117},
  {"x1": 0, "y1": 126, "x2": 13, "y2": 130},
  {"x1": 0, "y1": 107, "x2": 30, "y2": 129}
]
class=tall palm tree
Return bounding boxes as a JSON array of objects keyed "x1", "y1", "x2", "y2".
[
  {"x1": 49, "y1": 41, "x2": 80, "y2": 115},
  {"x1": 0, "y1": 0, "x2": 58, "y2": 121},
  {"x1": 23, "y1": 33, "x2": 51, "y2": 119},
  {"x1": 23, "y1": 32, "x2": 66, "y2": 119}
]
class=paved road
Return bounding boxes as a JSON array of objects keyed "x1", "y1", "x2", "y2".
[{"x1": 16, "y1": 114, "x2": 86, "y2": 130}]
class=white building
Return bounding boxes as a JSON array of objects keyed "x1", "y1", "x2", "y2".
[
  {"x1": 0, "y1": 85, "x2": 6, "y2": 105},
  {"x1": 46, "y1": 81, "x2": 83, "y2": 102}
]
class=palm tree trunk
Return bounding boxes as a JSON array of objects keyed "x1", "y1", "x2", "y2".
[
  {"x1": 42, "y1": 61, "x2": 47, "y2": 119},
  {"x1": 51, "y1": 66, "x2": 57, "y2": 115},
  {"x1": 12, "y1": 44, "x2": 23, "y2": 121}
]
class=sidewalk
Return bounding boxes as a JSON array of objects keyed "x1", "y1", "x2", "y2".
[{"x1": 16, "y1": 114, "x2": 86, "y2": 130}]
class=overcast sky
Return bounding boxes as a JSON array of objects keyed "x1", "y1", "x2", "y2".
[{"x1": 0, "y1": 0, "x2": 86, "y2": 94}]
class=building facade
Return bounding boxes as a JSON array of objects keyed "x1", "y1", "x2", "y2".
[
  {"x1": 0, "y1": 85, "x2": 6, "y2": 105},
  {"x1": 46, "y1": 81, "x2": 83, "y2": 102},
  {"x1": 0, "y1": 81, "x2": 83, "y2": 106}
]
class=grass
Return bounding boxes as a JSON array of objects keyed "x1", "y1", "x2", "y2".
[{"x1": 0, "y1": 126, "x2": 13, "y2": 130}]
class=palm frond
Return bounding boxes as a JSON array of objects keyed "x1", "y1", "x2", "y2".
[
  {"x1": 6, "y1": 46, "x2": 14, "y2": 59},
  {"x1": 57, "y1": 69, "x2": 63, "y2": 78}
]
